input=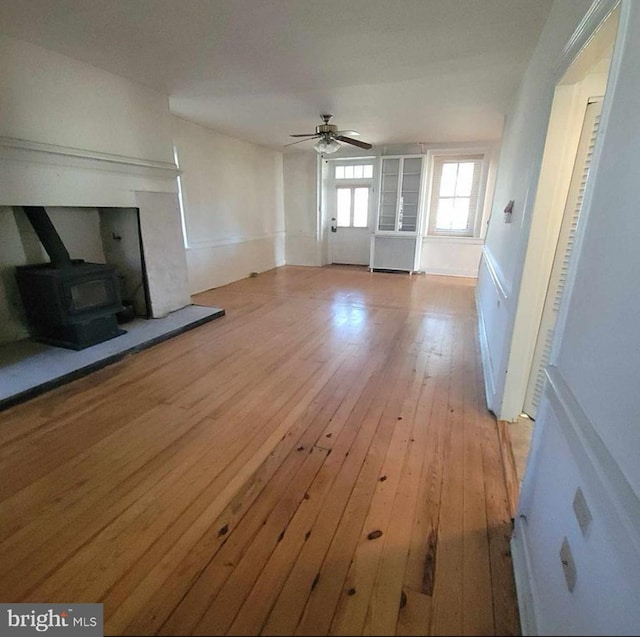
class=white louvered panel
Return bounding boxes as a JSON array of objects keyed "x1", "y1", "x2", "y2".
[
  {"x1": 553, "y1": 113, "x2": 599, "y2": 312},
  {"x1": 532, "y1": 328, "x2": 555, "y2": 407},
  {"x1": 524, "y1": 100, "x2": 602, "y2": 418},
  {"x1": 371, "y1": 235, "x2": 419, "y2": 271}
]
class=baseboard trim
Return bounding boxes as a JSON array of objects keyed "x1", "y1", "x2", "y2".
[
  {"x1": 511, "y1": 516, "x2": 539, "y2": 636},
  {"x1": 497, "y1": 419, "x2": 520, "y2": 520}
]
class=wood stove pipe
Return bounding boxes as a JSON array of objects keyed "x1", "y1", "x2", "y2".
[{"x1": 22, "y1": 206, "x2": 73, "y2": 269}]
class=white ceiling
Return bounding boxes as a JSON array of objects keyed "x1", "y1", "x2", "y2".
[{"x1": 0, "y1": 0, "x2": 553, "y2": 151}]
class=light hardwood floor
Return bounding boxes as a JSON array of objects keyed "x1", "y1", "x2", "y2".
[{"x1": 0, "y1": 265, "x2": 520, "y2": 636}]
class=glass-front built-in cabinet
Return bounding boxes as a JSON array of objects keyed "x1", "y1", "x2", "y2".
[{"x1": 371, "y1": 155, "x2": 426, "y2": 272}]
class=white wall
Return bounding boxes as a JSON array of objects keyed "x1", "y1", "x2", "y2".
[
  {"x1": 492, "y1": 1, "x2": 640, "y2": 633},
  {"x1": 173, "y1": 117, "x2": 286, "y2": 293},
  {"x1": 284, "y1": 151, "x2": 322, "y2": 266},
  {"x1": 420, "y1": 238, "x2": 482, "y2": 278},
  {"x1": 0, "y1": 35, "x2": 173, "y2": 164}
]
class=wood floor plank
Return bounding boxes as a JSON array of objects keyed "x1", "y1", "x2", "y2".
[
  {"x1": 0, "y1": 265, "x2": 519, "y2": 636},
  {"x1": 396, "y1": 317, "x2": 453, "y2": 635},
  {"x1": 461, "y1": 318, "x2": 494, "y2": 636},
  {"x1": 429, "y1": 319, "x2": 465, "y2": 636}
]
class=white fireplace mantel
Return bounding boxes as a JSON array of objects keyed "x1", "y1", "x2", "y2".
[
  {"x1": 1, "y1": 135, "x2": 191, "y2": 323},
  {"x1": 0, "y1": 135, "x2": 181, "y2": 179}
]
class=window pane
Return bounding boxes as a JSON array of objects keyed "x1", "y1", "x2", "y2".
[
  {"x1": 353, "y1": 188, "x2": 369, "y2": 227},
  {"x1": 439, "y1": 163, "x2": 458, "y2": 197},
  {"x1": 364, "y1": 165, "x2": 373, "y2": 178},
  {"x1": 337, "y1": 188, "x2": 351, "y2": 226},
  {"x1": 451, "y1": 197, "x2": 471, "y2": 229},
  {"x1": 455, "y1": 162, "x2": 475, "y2": 196},
  {"x1": 436, "y1": 198, "x2": 455, "y2": 230},
  {"x1": 353, "y1": 165, "x2": 363, "y2": 178},
  {"x1": 335, "y1": 165, "x2": 344, "y2": 179},
  {"x1": 344, "y1": 165, "x2": 354, "y2": 179},
  {"x1": 436, "y1": 197, "x2": 470, "y2": 230}
]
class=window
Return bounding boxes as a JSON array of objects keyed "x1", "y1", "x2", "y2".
[
  {"x1": 330, "y1": 160, "x2": 374, "y2": 228},
  {"x1": 335, "y1": 164, "x2": 373, "y2": 179},
  {"x1": 336, "y1": 186, "x2": 369, "y2": 227},
  {"x1": 427, "y1": 153, "x2": 486, "y2": 237}
]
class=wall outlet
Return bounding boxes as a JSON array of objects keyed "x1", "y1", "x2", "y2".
[
  {"x1": 573, "y1": 487, "x2": 593, "y2": 537},
  {"x1": 560, "y1": 536, "x2": 577, "y2": 592}
]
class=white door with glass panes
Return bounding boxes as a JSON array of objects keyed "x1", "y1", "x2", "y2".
[{"x1": 329, "y1": 161, "x2": 374, "y2": 265}]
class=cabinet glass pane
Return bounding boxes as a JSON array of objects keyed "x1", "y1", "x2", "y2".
[
  {"x1": 382, "y1": 192, "x2": 397, "y2": 205},
  {"x1": 401, "y1": 173, "x2": 421, "y2": 193},
  {"x1": 402, "y1": 157, "x2": 422, "y2": 175},
  {"x1": 402, "y1": 191, "x2": 419, "y2": 206},
  {"x1": 399, "y1": 208, "x2": 417, "y2": 231},
  {"x1": 382, "y1": 172, "x2": 399, "y2": 194},
  {"x1": 379, "y1": 205, "x2": 396, "y2": 231},
  {"x1": 382, "y1": 158, "x2": 400, "y2": 175},
  {"x1": 379, "y1": 159, "x2": 400, "y2": 231}
]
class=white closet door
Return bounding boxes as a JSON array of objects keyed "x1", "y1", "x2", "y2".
[{"x1": 523, "y1": 98, "x2": 602, "y2": 418}]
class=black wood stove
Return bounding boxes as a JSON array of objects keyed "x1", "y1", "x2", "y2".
[{"x1": 15, "y1": 206, "x2": 126, "y2": 350}]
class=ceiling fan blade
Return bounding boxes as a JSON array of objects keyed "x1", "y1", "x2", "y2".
[
  {"x1": 283, "y1": 135, "x2": 321, "y2": 147},
  {"x1": 335, "y1": 135, "x2": 372, "y2": 150},
  {"x1": 289, "y1": 133, "x2": 317, "y2": 137},
  {"x1": 334, "y1": 130, "x2": 360, "y2": 137}
]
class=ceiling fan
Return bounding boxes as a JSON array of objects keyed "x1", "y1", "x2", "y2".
[{"x1": 285, "y1": 114, "x2": 373, "y2": 154}]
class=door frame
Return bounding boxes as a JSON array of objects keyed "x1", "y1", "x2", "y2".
[
  {"x1": 497, "y1": 0, "x2": 621, "y2": 421},
  {"x1": 322, "y1": 155, "x2": 378, "y2": 266}
]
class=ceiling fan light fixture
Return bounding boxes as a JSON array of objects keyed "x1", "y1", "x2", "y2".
[{"x1": 314, "y1": 138, "x2": 341, "y2": 155}]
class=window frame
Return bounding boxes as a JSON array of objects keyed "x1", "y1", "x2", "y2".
[
  {"x1": 335, "y1": 185, "x2": 370, "y2": 228},
  {"x1": 425, "y1": 149, "x2": 490, "y2": 239}
]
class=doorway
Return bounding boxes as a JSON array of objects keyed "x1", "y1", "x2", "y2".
[
  {"x1": 523, "y1": 98, "x2": 603, "y2": 418},
  {"x1": 501, "y1": 4, "x2": 620, "y2": 424},
  {"x1": 326, "y1": 159, "x2": 376, "y2": 266}
]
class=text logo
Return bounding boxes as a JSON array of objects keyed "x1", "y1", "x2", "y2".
[{"x1": 0, "y1": 604, "x2": 102, "y2": 637}]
